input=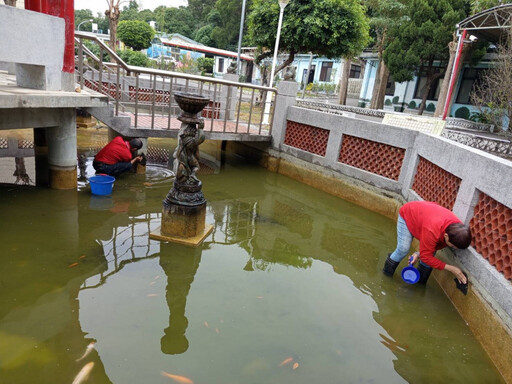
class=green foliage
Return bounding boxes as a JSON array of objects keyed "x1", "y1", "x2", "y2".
[
  {"x1": 384, "y1": 98, "x2": 392, "y2": 105},
  {"x1": 408, "y1": 100, "x2": 417, "y2": 109},
  {"x1": 455, "y1": 106, "x2": 470, "y2": 119},
  {"x1": 471, "y1": 0, "x2": 501, "y2": 14},
  {"x1": 383, "y1": 0, "x2": 469, "y2": 83},
  {"x1": 426, "y1": 102, "x2": 435, "y2": 112},
  {"x1": 249, "y1": 0, "x2": 370, "y2": 59},
  {"x1": 75, "y1": 9, "x2": 94, "y2": 30},
  {"x1": 194, "y1": 25, "x2": 215, "y2": 46},
  {"x1": 188, "y1": 0, "x2": 217, "y2": 27},
  {"x1": 118, "y1": 20, "x2": 155, "y2": 51},
  {"x1": 197, "y1": 57, "x2": 214, "y2": 73},
  {"x1": 209, "y1": 0, "x2": 253, "y2": 50},
  {"x1": 116, "y1": 49, "x2": 149, "y2": 67},
  {"x1": 392, "y1": 96, "x2": 399, "y2": 104},
  {"x1": 163, "y1": 7, "x2": 195, "y2": 38}
]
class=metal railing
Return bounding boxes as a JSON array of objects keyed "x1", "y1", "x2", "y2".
[{"x1": 75, "y1": 32, "x2": 277, "y2": 136}]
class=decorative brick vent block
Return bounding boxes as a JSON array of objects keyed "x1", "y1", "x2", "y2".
[
  {"x1": 284, "y1": 121, "x2": 329, "y2": 156},
  {"x1": 0, "y1": 138, "x2": 8, "y2": 149},
  {"x1": 338, "y1": 135, "x2": 405, "y2": 181},
  {"x1": 412, "y1": 157, "x2": 461, "y2": 210},
  {"x1": 18, "y1": 140, "x2": 34, "y2": 149},
  {"x1": 85, "y1": 80, "x2": 117, "y2": 98},
  {"x1": 470, "y1": 193, "x2": 512, "y2": 280}
]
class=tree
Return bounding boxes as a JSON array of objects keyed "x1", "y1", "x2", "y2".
[
  {"x1": 75, "y1": 9, "x2": 95, "y2": 29},
  {"x1": 188, "y1": 0, "x2": 217, "y2": 27},
  {"x1": 211, "y1": 0, "x2": 253, "y2": 50},
  {"x1": 194, "y1": 25, "x2": 215, "y2": 46},
  {"x1": 383, "y1": 0, "x2": 469, "y2": 115},
  {"x1": 471, "y1": 32, "x2": 512, "y2": 134},
  {"x1": 163, "y1": 6, "x2": 195, "y2": 38},
  {"x1": 118, "y1": 20, "x2": 155, "y2": 51},
  {"x1": 105, "y1": 0, "x2": 124, "y2": 49},
  {"x1": 249, "y1": 0, "x2": 370, "y2": 85},
  {"x1": 365, "y1": 0, "x2": 406, "y2": 109}
]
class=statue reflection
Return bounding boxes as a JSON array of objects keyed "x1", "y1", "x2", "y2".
[{"x1": 159, "y1": 244, "x2": 202, "y2": 355}]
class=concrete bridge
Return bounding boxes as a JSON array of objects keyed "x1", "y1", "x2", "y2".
[{"x1": 0, "y1": 4, "x2": 293, "y2": 189}]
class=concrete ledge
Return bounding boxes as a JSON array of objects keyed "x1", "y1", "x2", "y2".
[{"x1": 150, "y1": 225, "x2": 213, "y2": 247}]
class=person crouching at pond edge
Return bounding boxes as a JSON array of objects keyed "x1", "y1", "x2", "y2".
[
  {"x1": 383, "y1": 201, "x2": 472, "y2": 285},
  {"x1": 93, "y1": 137, "x2": 143, "y2": 177}
]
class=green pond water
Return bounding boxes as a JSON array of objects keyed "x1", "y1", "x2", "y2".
[{"x1": 0, "y1": 151, "x2": 505, "y2": 384}]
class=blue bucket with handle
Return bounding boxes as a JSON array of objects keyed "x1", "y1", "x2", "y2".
[
  {"x1": 402, "y1": 255, "x2": 420, "y2": 284},
  {"x1": 89, "y1": 174, "x2": 115, "y2": 196}
]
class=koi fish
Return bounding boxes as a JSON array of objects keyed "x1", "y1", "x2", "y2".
[
  {"x1": 161, "y1": 371, "x2": 194, "y2": 384},
  {"x1": 72, "y1": 362, "x2": 94, "y2": 384},
  {"x1": 215, "y1": 328, "x2": 220, "y2": 334},
  {"x1": 144, "y1": 182, "x2": 153, "y2": 187},
  {"x1": 279, "y1": 357, "x2": 293, "y2": 366},
  {"x1": 76, "y1": 342, "x2": 96, "y2": 362},
  {"x1": 79, "y1": 255, "x2": 86, "y2": 259},
  {"x1": 149, "y1": 281, "x2": 156, "y2": 286},
  {"x1": 147, "y1": 294, "x2": 158, "y2": 297},
  {"x1": 292, "y1": 362, "x2": 299, "y2": 370},
  {"x1": 69, "y1": 262, "x2": 79, "y2": 268},
  {"x1": 204, "y1": 321, "x2": 209, "y2": 328}
]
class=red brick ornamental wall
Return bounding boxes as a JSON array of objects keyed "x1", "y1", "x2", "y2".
[
  {"x1": 284, "y1": 121, "x2": 329, "y2": 156},
  {"x1": 412, "y1": 157, "x2": 461, "y2": 210},
  {"x1": 470, "y1": 193, "x2": 512, "y2": 280},
  {"x1": 338, "y1": 135, "x2": 405, "y2": 181}
]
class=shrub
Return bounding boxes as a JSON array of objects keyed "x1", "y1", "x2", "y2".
[
  {"x1": 384, "y1": 98, "x2": 392, "y2": 106},
  {"x1": 116, "y1": 49, "x2": 149, "y2": 67},
  {"x1": 392, "y1": 96, "x2": 399, "y2": 104},
  {"x1": 408, "y1": 100, "x2": 417, "y2": 109},
  {"x1": 426, "y1": 103, "x2": 436, "y2": 112},
  {"x1": 454, "y1": 106, "x2": 470, "y2": 119}
]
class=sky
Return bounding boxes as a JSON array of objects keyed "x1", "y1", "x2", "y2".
[{"x1": 74, "y1": 0, "x2": 187, "y2": 16}]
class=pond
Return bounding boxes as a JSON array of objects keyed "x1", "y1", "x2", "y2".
[{"x1": 0, "y1": 148, "x2": 504, "y2": 384}]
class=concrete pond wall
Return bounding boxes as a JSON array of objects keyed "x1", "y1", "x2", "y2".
[{"x1": 230, "y1": 81, "x2": 512, "y2": 382}]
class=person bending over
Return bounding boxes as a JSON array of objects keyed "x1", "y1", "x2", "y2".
[
  {"x1": 93, "y1": 137, "x2": 143, "y2": 177},
  {"x1": 383, "y1": 201, "x2": 471, "y2": 285}
]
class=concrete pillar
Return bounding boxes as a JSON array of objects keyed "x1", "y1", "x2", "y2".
[
  {"x1": 34, "y1": 127, "x2": 50, "y2": 187},
  {"x1": 46, "y1": 109, "x2": 77, "y2": 189},
  {"x1": 222, "y1": 73, "x2": 239, "y2": 120},
  {"x1": 271, "y1": 80, "x2": 299, "y2": 150}
]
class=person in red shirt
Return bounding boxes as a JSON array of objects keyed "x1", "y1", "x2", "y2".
[
  {"x1": 383, "y1": 201, "x2": 472, "y2": 285},
  {"x1": 93, "y1": 137, "x2": 143, "y2": 177}
]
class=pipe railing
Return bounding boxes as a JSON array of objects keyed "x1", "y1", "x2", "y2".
[{"x1": 75, "y1": 32, "x2": 277, "y2": 135}]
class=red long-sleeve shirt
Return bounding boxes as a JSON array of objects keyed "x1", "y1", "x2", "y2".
[
  {"x1": 400, "y1": 201, "x2": 461, "y2": 270},
  {"x1": 94, "y1": 136, "x2": 132, "y2": 165}
]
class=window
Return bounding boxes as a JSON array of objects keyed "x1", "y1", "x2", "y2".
[
  {"x1": 218, "y1": 58, "x2": 224, "y2": 73},
  {"x1": 455, "y1": 68, "x2": 484, "y2": 104},
  {"x1": 319, "y1": 62, "x2": 333, "y2": 82},
  {"x1": 413, "y1": 68, "x2": 443, "y2": 101},
  {"x1": 349, "y1": 64, "x2": 361, "y2": 78}
]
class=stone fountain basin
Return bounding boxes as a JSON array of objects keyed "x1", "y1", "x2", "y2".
[{"x1": 174, "y1": 92, "x2": 210, "y2": 115}]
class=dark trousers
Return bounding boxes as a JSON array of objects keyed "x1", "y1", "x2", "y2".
[{"x1": 93, "y1": 161, "x2": 132, "y2": 177}]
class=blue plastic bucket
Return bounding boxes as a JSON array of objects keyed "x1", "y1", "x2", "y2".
[
  {"x1": 89, "y1": 175, "x2": 115, "y2": 196},
  {"x1": 402, "y1": 266, "x2": 420, "y2": 284}
]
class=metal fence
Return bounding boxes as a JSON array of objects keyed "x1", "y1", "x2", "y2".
[{"x1": 75, "y1": 32, "x2": 277, "y2": 136}]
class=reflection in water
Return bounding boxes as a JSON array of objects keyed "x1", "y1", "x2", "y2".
[
  {"x1": 0, "y1": 152, "x2": 505, "y2": 383},
  {"x1": 159, "y1": 244, "x2": 202, "y2": 355}
]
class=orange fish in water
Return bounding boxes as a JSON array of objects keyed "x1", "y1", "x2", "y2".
[
  {"x1": 76, "y1": 341, "x2": 96, "y2": 362},
  {"x1": 292, "y1": 362, "x2": 299, "y2": 370},
  {"x1": 215, "y1": 328, "x2": 220, "y2": 334},
  {"x1": 69, "y1": 262, "x2": 79, "y2": 268},
  {"x1": 204, "y1": 321, "x2": 209, "y2": 328},
  {"x1": 279, "y1": 357, "x2": 293, "y2": 366},
  {"x1": 161, "y1": 371, "x2": 194, "y2": 384},
  {"x1": 79, "y1": 255, "x2": 86, "y2": 259},
  {"x1": 72, "y1": 362, "x2": 94, "y2": 384},
  {"x1": 147, "y1": 294, "x2": 158, "y2": 297},
  {"x1": 144, "y1": 182, "x2": 153, "y2": 187}
]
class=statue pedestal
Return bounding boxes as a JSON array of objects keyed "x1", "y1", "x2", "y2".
[{"x1": 150, "y1": 201, "x2": 213, "y2": 247}]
